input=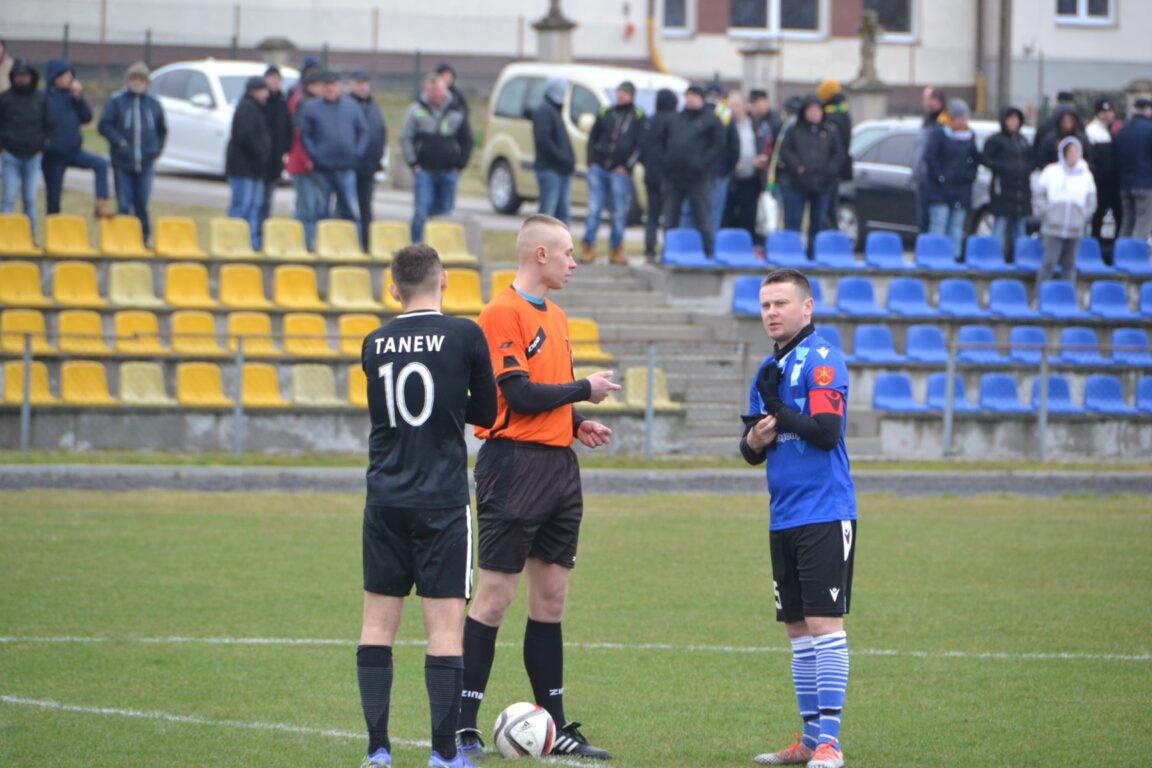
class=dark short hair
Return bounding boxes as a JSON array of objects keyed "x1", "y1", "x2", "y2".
[
  {"x1": 762, "y1": 268, "x2": 812, "y2": 299},
  {"x1": 264, "y1": 66, "x2": 281, "y2": 77},
  {"x1": 749, "y1": 89, "x2": 768, "y2": 101},
  {"x1": 391, "y1": 244, "x2": 443, "y2": 301}
]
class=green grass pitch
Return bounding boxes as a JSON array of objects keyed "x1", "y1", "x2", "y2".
[{"x1": 1, "y1": 489, "x2": 1150, "y2": 767}]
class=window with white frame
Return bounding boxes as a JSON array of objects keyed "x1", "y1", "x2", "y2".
[
  {"x1": 729, "y1": 0, "x2": 823, "y2": 37},
  {"x1": 864, "y1": 0, "x2": 913, "y2": 36},
  {"x1": 663, "y1": 0, "x2": 690, "y2": 32},
  {"x1": 1056, "y1": 0, "x2": 1114, "y2": 25}
]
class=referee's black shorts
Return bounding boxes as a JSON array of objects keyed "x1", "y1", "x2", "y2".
[
  {"x1": 473, "y1": 439, "x2": 583, "y2": 573},
  {"x1": 362, "y1": 505, "x2": 473, "y2": 599},
  {"x1": 769, "y1": 520, "x2": 856, "y2": 623}
]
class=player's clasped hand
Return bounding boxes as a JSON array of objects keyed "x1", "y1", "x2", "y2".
[
  {"x1": 756, "y1": 362, "x2": 784, "y2": 414},
  {"x1": 577, "y1": 419, "x2": 613, "y2": 448},
  {"x1": 746, "y1": 414, "x2": 778, "y2": 452},
  {"x1": 585, "y1": 370, "x2": 622, "y2": 404}
]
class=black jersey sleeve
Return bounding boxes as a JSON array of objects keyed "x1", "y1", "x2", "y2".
[
  {"x1": 499, "y1": 373, "x2": 592, "y2": 414},
  {"x1": 465, "y1": 324, "x2": 498, "y2": 428},
  {"x1": 772, "y1": 407, "x2": 842, "y2": 452}
]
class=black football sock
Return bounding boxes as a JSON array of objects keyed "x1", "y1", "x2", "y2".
[
  {"x1": 523, "y1": 618, "x2": 566, "y2": 726},
  {"x1": 357, "y1": 645, "x2": 393, "y2": 754},
  {"x1": 426, "y1": 655, "x2": 464, "y2": 759},
  {"x1": 460, "y1": 616, "x2": 499, "y2": 730}
]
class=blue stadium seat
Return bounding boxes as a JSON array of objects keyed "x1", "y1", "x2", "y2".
[
  {"x1": 834, "y1": 276, "x2": 885, "y2": 316},
  {"x1": 873, "y1": 372, "x2": 928, "y2": 411},
  {"x1": 915, "y1": 233, "x2": 964, "y2": 271},
  {"x1": 809, "y1": 277, "x2": 835, "y2": 318},
  {"x1": 731, "y1": 275, "x2": 761, "y2": 316},
  {"x1": 886, "y1": 277, "x2": 938, "y2": 317},
  {"x1": 1137, "y1": 376, "x2": 1152, "y2": 413},
  {"x1": 905, "y1": 325, "x2": 949, "y2": 364},
  {"x1": 978, "y1": 373, "x2": 1032, "y2": 413},
  {"x1": 1088, "y1": 280, "x2": 1137, "y2": 320},
  {"x1": 1008, "y1": 325, "x2": 1048, "y2": 365},
  {"x1": 663, "y1": 228, "x2": 714, "y2": 267},
  {"x1": 926, "y1": 373, "x2": 978, "y2": 412},
  {"x1": 1143, "y1": 282, "x2": 1152, "y2": 318},
  {"x1": 1083, "y1": 374, "x2": 1137, "y2": 415},
  {"x1": 987, "y1": 278, "x2": 1039, "y2": 319},
  {"x1": 850, "y1": 324, "x2": 904, "y2": 363},
  {"x1": 1075, "y1": 238, "x2": 1115, "y2": 276},
  {"x1": 715, "y1": 228, "x2": 760, "y2": 267},
  {"x1": 766, "y1": 230, "x2": 809, "y2": 267},
  {"x1": 1013, "y1": 236, "x2": 1043, "y2": 272},
  {"x1": 815, "y1": 325, "x2": 842, "y2": 349},
  {"x1": 1112, "y1": 237, "x2": 1152, "y2": 276},
  {"x1": 864, "y1": 231, "x2": 909, "y2": 270},
  {"x1": 1051, "y1": 327, "x2": 1108, "y2": 367},
  {"x1": 1030, "y1": 375, "x2": 1083, "y2": 414},
  {"x1": 1038, "y1": 280, "x2": 1088, "y2": 319},
  {"x1": 813, "y1": 231, "x2": 861, "y2": 269},
  {"x1": 937, "y1": 278, "x2": 987, "y2": 318},
  {"x1": 1112, "y1": 328, "x2": 1152, "y2": 367},
  {"x1": 956, "y1": 325, "x2": 1008, "y2": 365},
  {"x1": 965, "y1": 235, "x2": 1012, "y2": 272}
]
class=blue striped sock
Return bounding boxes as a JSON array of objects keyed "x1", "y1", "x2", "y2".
[
  {"x1": 790, "y1": 635, "x2": 820, "y2": 749},
  {"x1": 813, "y1": 630, "x2": 849, "y2": 746}
]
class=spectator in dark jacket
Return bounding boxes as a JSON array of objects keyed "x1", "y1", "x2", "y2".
[
  {"x1": 1036, "y1": 107, "x2": 1090, "y2": 169},
  {"x1": 982, "y1": 106, "x2": 1033, "y2": 259},
  {"x1": 225, "y1": 76, "x2": 271, "y2": 249},
  {"x1": 682, "y1": 82, "x2": 738, "y2": 243},
  {"x1": 1032, "y1": 91, "x2": 1077, "y2": 160},
  {"x1": 42, "y1": 59, "x2": 110, "y2": 219},
  {"x1": 0, "y1": 59, "x2": 53, "y2": 237},
  {"x1": 258, "y1": 66, "x2": 293, "y2": 228},
  {"x1": 640, "y1": 87, "x2": 677, "y2": 260},
  {"x1": 400, "y1": 73, "x2": 472, "y2": 243},
  {"x1": 913, "y1": 87, "x2": 948, "y2": 232},
  {"x1": 581, "y1": 80, "x2": 646, "y2": 265},
  {"x1": 300, "y1": 71, "x2": 368, "y2": 227},
  {"x1": 349, "y1": 71, "x2": 387, "y2": 249},
  {"x1": 818, "y1": 79, "x2": 853, "y2": 229},
  {"x1": 778, "y1": 95, "x2": 845, "y2": 256},
  {"x1": 1114, "y1": 98, "x2": 1152, "y2": 242},
  {"x1": 98, "y1": 62, "x2": 166, "y2": 242},
  {"x1": 923, "y1": 98, "x2": 981, "y2": 259},
  {"x1": 1085, "y1": 98, "x2": 1121, "y2": 249},
  {"x1": 659, "y1": 84, "x2": 724, "y2": 257},
  {"x1": 436, "y1": 62, "x2": 469, "y2": 117},
  {"x1": 531, "y1": 76, "x2": 575, "y2": 226}
]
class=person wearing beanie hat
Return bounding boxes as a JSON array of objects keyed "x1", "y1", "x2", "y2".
[
  {"x1": 777, "y1": 95, "x2": 845, "y2": 257},
  {"x1": 348, "y1": 69, "x2": 387, "y2": 249},
  {"x1": 816, "y1": 79, "x2": 840, "y2": 103},
  {"x1": 225, "y1": 73, "x2": 272, "y2": 249},
  {"x1": 98, "y1": 60, "x2": 166, "y2": 242},
  {"x1": 1085, "y1": 97, "x2": 1121, "y2": 247},
  {"x1": 581, "y1": 78, "x2": 646, "y2": 264},
  {"x1": 982, "y1": 105, "x2": 1033, "y2": 259},
  {"x1": 0, "y1": 58, "x2": 53, "y2": 237},
  {"x1": 921, "y1": 98, "x2": 980, "y2": 259},
  {"x1": 531, "y1": 76, "x2": 575, "y2": 225},
  {"x1": 818, "y1": 79, "x2": 852, "y2": 229},
  {"x1": 1114, "y1": 98, "x2": 1152, "y2": 241},
  {"x1": 42, "y1": 58, "x2": 112, "y2": 219}
]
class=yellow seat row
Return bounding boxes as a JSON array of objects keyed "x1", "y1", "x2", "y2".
[
  {"x1": 2, "y1": 359, "x2": 369, "y2": 408},
  {"x1": 574, "y1": 365, "x2": 684, "y2": 411}
]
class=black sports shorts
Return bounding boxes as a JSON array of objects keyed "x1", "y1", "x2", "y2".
[
  {"x1": 473, "y1": 439, "x2": 583, "y2": 573},
  {"x1": 769, "y1": 519, "x2": 856, "y2": 623},
  {"x1": 362, "y1": 505, "x2": 472, "y2": 599}
]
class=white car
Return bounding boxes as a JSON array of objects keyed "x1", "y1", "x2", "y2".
[{"x1": 149, "y1": 59, "x2": 299, "y2": 176}]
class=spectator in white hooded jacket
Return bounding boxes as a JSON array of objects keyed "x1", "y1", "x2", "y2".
[{"x1": 1033, "y1": 136, "x2": 1096, "y2": 289}]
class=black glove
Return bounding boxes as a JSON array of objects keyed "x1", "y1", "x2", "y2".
[{"x1": 756, "y1": 362, "x2": 784, "y2": 414}]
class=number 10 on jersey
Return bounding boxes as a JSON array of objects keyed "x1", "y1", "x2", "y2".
[{"x1": 378, "y1": 361, "x2": 435, "y2": 428}]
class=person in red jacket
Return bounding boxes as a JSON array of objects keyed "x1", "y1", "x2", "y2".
[{"x1": 285, "y1": 72, "x2": 322, "y2": 250}]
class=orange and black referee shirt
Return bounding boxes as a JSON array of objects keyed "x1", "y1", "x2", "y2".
[{"x1": 475, "y1": 287, "x2": 575, "y2": 447}]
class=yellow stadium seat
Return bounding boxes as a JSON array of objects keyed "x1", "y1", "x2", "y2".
[
  {"x1": 209, "y1": 217, "x2": 257, "y2": 260},
  {"x1": 0, "y1": 261, "x2": 51, "y2": 307},
  {"x1": 273, "y1": 265, "x2": 328, "y2": 310},
  {"x1": 176, "y1": 362, "x2": 234, "y2": 407},
  {"x1": 488, "y1": 269, "x2": 516, "y2": 300},
  {"x1": 347, "y1": 364, "x2": 368, "y2": 407},
  {"x1": 242, "y1": 363, "x2": 289, "y2": 408},
  {"x1": 164, "y1": 263, "x2": 218, "y2": 309},
  {"x1": 329, "y1": 266, "x2": 380, "y2": 311},
  {"x1": 3, "y1": 360, "x2": 58, "y2": 405},
  {"x1": 154, "y1": 217, "x2": 207, "y2": 259},
  {"x1": 283, "y1": 312, "x2": 336, "y2": 357},
  {"x1": 118, "y1": 361, "x2": 176, "y2": 406},
  {"x1": 58, "y1": 310, "x2": 111, "y2": 356},
  {"x1": 0, "y1": 213, "x2": 40, "y2": 256},
  {"x1": 425, "y1": 221, "x2": 478, "y2": 265},
  {"x1": 624, "y1": 366, "x2": 683, "y2": 411},
  {"x1": 381, "y1": 270, "x2": 403, "y2": 313},
  {"x1": 369, "y1": 220, "x2": 408, "y2": 261},
  {"x1": 338, "y1": 313, "x2": 379, "y2": 356},
  {"x1": 114, "y1": 311, "x2": 168, "y2": 356},
  {"x1": 171, "y1": 311, "x2": 226, "y2": 357},
  {"x1": 108, "y1": 262, "x2": 163, "y2": 308},
  {"x1": 316, "y1": 219, "x2": 368, "y2": 260},
  {"x1": 61, "y1": 360, "x2": 118, "y2": 406},
  {"x1": 227, "y1": 312, "x2": 280, "y2": 357},
  {"x1": 569, "y1": 317, "x2": 613, "y2": 363},
  {"x1": 573, "y1": 365, "x2": 625, "y2": 410},
  {"x1": 53, "y1": 261, "x2": 106, "y2": 307},
  {"x1": 43, "y1": 214, "x2": 98, "y2": 257},
  {"x1": 1, "y1": 309, "x2": 54, "y2": 354},
  {"x1": 100, "y1": 215, "x2": 151, "y2": 258},
  {"x1": 262, "y1": 218, "x2": 312, "y2": 260},
  {"x1": 442, "y1": 268, "x2": 485, "y2": 315},
  {"x1": 291, "y1": 363, "x2": 343, "y2": 407},
  {"x1": 219, "y1": 264, "x2": 273, "y2": 309}
]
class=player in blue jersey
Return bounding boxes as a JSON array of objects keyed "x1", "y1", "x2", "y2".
[{"x1": 740, "y1": 268, "x2": 855, "y2": 768}]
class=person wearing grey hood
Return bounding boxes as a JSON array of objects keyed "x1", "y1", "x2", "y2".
[
  {"x1": 922, "y1": 98, "x2": 981, "y2": 260},
  {"x1": 532, "y1": 77, "x2": 574, "y2": 224},
  {"x1": 1033, "y1": 136, "x2": 1096, "y2": 288}
]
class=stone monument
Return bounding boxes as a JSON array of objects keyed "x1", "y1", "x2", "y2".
[
  {"x1": 533, "y1": 0, "x2": 577, "y2": 63},
  {"x1": 845, "y1": 10, "x2": 891, "y2": 122},
  {"x1": 740, "y1": 40, "x2": 780, "y2": 104}
]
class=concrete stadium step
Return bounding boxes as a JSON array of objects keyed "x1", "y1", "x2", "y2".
[
  {"x1": 597, "y1": 323, "x2": 715, "y2": 342},
  {"x1": 563, "y1": 291, "x2": 671, "y2": 308}
]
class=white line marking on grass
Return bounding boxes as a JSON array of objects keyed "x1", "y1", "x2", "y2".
[{"x1": 0, "y1": 635, "x2": 1148, "y2": 662}]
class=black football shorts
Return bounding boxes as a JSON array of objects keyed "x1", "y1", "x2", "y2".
[
  {"x1": 362, "y1": 505, "x2": 472, "y2": 599},
  {"x1": 769, "y1": 519, "x2": 856, "y2": 623}
]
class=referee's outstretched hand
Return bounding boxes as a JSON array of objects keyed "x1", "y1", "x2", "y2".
[
  {"x1": 586, "y1": 370, "x2": 622, "y2": 404},
  {"x1": 577, "y1": 419, "x2": 613, "y2": 448},
  {"x1": 756, "y1": 362, "x2": 784, "y2": 414}
]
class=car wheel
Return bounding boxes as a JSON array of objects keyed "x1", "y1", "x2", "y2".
[
  {"x1": 972, "y1": 207, "x2": 995, "y2": 237},
  {"x1": 487, "y1": 159, "x2": 521, "y2": 215},
  {"x1": 837, "y1": 201, "x2": 862, "y2": 250}
]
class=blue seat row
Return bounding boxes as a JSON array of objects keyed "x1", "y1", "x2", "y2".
[{"x1": 874, "y1": 372, "x2": 1152, "y2": 415}]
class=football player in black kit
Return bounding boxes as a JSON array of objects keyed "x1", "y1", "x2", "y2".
[{"x1": 355, "y1": 243, "x2": 497, "y2": 768}]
